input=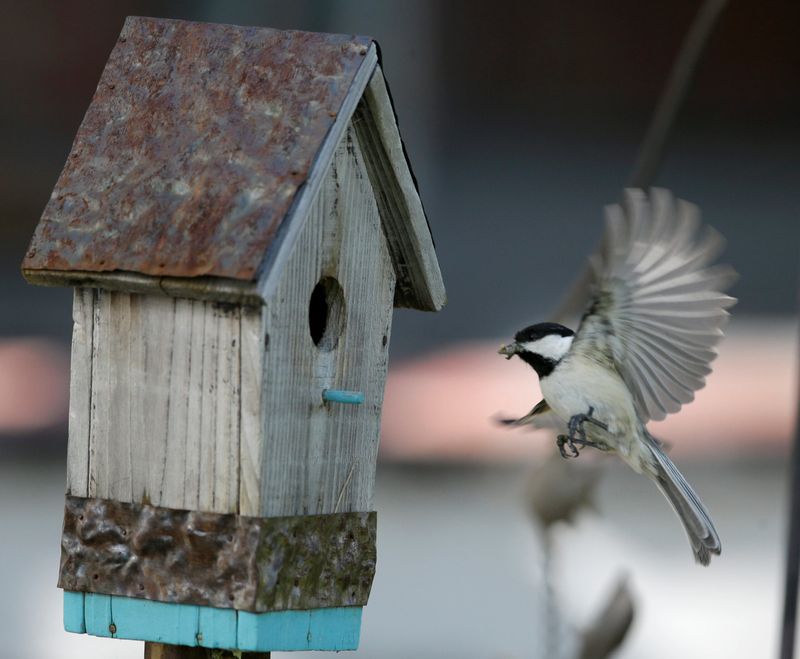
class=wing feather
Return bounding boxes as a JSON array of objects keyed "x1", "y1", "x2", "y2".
[
  {"x1": 631, "y1": 332, "x2": 710, "y2": 384},
  {"x1": 635, "y1": 332, "x2": 717, "y2": 366},
  {"x1": 573, "y1": 188, "x2": 737, "y2": 422}
]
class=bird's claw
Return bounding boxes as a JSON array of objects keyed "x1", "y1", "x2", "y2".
[
  {"x1": 556, "y1": 407, "x2": 609, "y2": 459},
  {"x1": 557, "y1": 434, "x2": 580, "y2": 458}
]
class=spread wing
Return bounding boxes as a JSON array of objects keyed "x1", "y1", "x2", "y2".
[{"x1": 573, "y1": 188, "x2": 737, "y2": 423}]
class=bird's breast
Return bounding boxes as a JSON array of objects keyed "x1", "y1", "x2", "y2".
[{"x1": 540, "y1": 356, "x2": 638, "y2": 438}]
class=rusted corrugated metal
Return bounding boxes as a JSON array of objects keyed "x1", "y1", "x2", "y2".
[
  {"x1": 58, "y1": 496, "x2": 377, "y2": 612},
  {"x1": 23, "y1": 17, "x2": 373, "y2": 281}
]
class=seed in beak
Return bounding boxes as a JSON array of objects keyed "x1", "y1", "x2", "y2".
[{"x1": 498, "y1": 344, "x2": 517, "y2": 359}]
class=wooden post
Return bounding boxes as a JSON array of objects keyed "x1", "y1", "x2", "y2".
[{"x1": 144, "y1": 643, "x2": 269, "y2": 659}]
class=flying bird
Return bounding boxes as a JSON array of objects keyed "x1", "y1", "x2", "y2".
[{"x1": 499, "y1": 188, "x2": 736, "y2": 565}]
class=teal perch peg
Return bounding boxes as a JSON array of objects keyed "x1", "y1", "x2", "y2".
[{"x1": 323, "y1": 389, "x2": 365, "y2": 404}]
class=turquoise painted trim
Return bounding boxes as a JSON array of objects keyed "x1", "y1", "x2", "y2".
[
  {"x1": 198, "y1": 606, "x2": 237, "y2": 649},
  {"x1": 63, "y1": 591, "x2": 362, "y2": 652},
  {"x1": 308, "y1": 607, "x2": 362, "y2": 649},
  {"x1": 322, "y1": 389, "x2": 365, "y2": 404},
  {"x1": 238, "y1": 606, "x2": 361, "y2": 652},
  {"x1": 112, "y1": 596, "x2": 200, "y2": 646},
  {"x1": 84, "y1": 593, "x2": 113, "y2": 637},
  {"x1": 63, "y1": 591, "x2": 86, "y2": 633},
  {"x1": 238, "y1": 609, "x2": 310, "y2": 652}
]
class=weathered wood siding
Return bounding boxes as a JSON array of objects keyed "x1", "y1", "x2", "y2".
[
  {"x1": 66, "y1": 120, "x2": 394, "y2": 519},
  {"x1": 354, "y1": 67, "x2": 446, "y2": 312},
  {"x1": 66, "y1": 290, "x2": 263, "y2": 514},
  {"x1": 66, "y1": 288, "x2": 95, "y2": 498},
  {"x1": 257, "y1": 122, "x2": 395, "y2": 517}
]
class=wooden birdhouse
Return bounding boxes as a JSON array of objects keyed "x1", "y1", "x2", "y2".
[{"x1": 22, "y1": 17, "x2": 445, "y2": 654}]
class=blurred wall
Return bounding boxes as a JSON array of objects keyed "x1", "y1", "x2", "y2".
[
  {"x1": 1, "y1": 5, "x2": 797, "y2": 657},
  {"x1": 1, "y1": 0, "x2": 798, "y2": 422}
]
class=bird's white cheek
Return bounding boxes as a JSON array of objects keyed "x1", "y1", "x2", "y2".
[{"x1": 519, "y1": 334, "x2": 573, "y2": 361}]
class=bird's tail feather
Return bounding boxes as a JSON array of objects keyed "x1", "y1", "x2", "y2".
[{"x1": 644, "y1": 431, "x2": 721, "y2": 565}]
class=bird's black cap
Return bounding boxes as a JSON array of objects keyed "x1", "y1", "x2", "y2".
[{"x1": 514, "y1": 322, "x2": 574, "y2": 343}]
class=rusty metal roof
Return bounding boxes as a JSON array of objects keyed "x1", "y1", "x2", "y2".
[{"x1": 22, "y1": 17, "x2": 373, "y2": 282}]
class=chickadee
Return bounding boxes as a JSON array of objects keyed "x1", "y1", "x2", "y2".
[{"x1": 499, "y1": 188, "x2": 736, "y2": 565}]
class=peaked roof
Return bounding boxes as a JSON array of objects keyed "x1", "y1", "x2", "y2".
[{"x1": 22, "y1": 17, "x2": 445, "y2": 311}]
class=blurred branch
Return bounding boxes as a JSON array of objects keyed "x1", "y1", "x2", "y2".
[
  {"x1": 578, "y1": 577, "x2": 636, "y2": 659},
  {"x1": 528, "y1": 453, "x2": 602, "y2": 528},
  {"x1": 552, "y1": 0, "x2": 729, "y2": 325},
  {"x1": 628, "y1": 0, "x2": 729, "y2": 188},
  {"x1": 779, "y1": 285, "x2": 800, "y2": 659},
  {"x1": 551, "y1": 263, "x2": 593, "y2": 326},
  {"x1": 527, "y1": 455, "x2": 603, "y2": 658}
]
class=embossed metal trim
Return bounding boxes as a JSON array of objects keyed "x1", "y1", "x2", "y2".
[
  {"x1": 22, "y1": 270, "x2": 264, "y2": 307},
  {"x1": 58, "y1": 496, "x2": 376, "y2": 613},
  {"x1": 22, "y1": 269, "x2": 263, "y2": 305},
  {"x1": 23, "y1": 17, "x2": 373, "y2": 282}
]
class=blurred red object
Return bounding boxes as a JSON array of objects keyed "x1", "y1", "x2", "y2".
[
  {"x1": 1, "y1": 320, "x2": 792, "y2": 455},
  {"x1": 380, "y1": 319, "x2": 796, "y2": 461},
  {"x1": 0, "y1": 339, "x2": 69, "y2": 434}
]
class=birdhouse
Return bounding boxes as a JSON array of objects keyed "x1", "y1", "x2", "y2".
[{"x1": 22, "y1": 17, "x2": 445, "y2": 653}]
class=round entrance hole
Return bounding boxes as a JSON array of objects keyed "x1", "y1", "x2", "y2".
[{"x1": 308, "y1": 276, "x2": 345, "y2": 351}]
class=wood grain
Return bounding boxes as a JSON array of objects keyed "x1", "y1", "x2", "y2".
[
  {"x1": 66, "y1": 288, "x2": 94, "y2": 497},
  {"x1": 257, "y1": 122, "x2": 396, "y2": 517},
  {"x1": 71, "y1": 291, "x2": 262, "y2": 514},
  {"x1": 355, "y1": 67, "x2": 446, "y2": 311},
  {"x1": 239, "y1": 307, "x2": 266, "y2": 516}
]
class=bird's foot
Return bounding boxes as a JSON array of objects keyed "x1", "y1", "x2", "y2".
[
  {"x1": 556, "y1": 434, "x2": 607, "y2": 458},
  {"x1": 567, "y1": 406, "x2": 608, "y2": 440},
  {"x1": 557, "y1": 434, "x2": 580, "y2": 458},
  {"x1": 557, "y1": 407, "x2": 609, "y2": 458}
]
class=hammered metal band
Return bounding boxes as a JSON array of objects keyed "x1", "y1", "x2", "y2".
[{"x1": 58, "y1": 496, "x2": 376, "y2": 613}]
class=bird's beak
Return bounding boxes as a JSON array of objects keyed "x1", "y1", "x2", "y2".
[{"x1": 498, "y1": 343, "x2": 518, "y2": 359}]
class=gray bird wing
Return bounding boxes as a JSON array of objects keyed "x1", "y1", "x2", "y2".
[{"x1": 572, "y1": 188, "x2": 737, "y2": 423}]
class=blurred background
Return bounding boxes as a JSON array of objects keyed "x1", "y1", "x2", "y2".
[{"x1": 1, "y1": 1, "x2": 798, "y2": 657}]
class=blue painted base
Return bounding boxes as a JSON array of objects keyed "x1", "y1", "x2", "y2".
[{"x1": 63, "y1": 591, "x2": 362, "y2": 652}]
